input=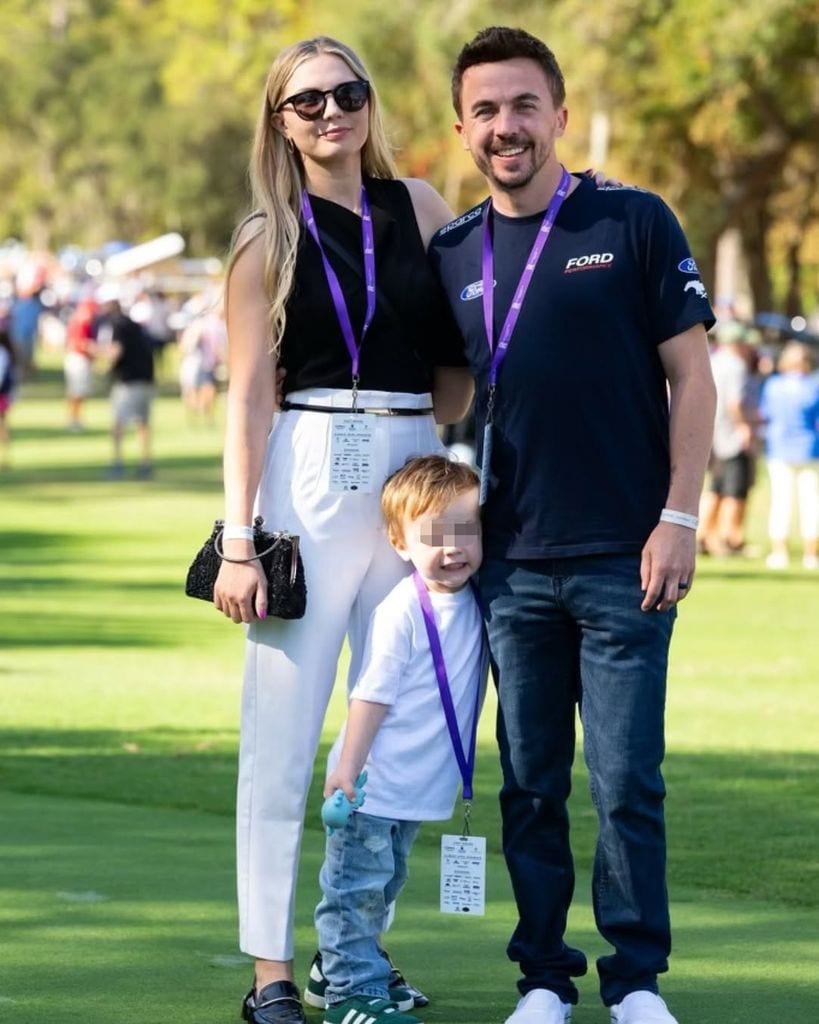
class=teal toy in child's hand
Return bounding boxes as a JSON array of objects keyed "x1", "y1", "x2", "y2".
[{"x1": 321, "y1": 771, "x2": 368, "y2": 834}]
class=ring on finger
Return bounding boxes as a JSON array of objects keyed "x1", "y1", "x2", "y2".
[{"x1": 678, "y1": 580, "x2": 689, "y2": 590}]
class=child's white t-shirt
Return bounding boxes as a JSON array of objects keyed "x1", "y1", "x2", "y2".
[{"x1": 327, "y1": 574, "x2": 485, "y2": 821}]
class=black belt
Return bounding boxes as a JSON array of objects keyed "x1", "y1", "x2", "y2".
[{"x1": 281, "y1": 401, "x2": 434, "y2": 417}]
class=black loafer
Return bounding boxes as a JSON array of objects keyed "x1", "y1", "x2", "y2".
[{"x1": 241, "y1": 980, "x2": 306, "y2": 1024}]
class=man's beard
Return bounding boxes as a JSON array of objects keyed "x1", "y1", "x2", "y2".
[{"x1": 474, "y1": 137, "x2": 547, "y2": 192}]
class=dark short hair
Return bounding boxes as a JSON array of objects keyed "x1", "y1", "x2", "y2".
[{"x1": 451, "y1": 26, "x2": 566, "y2": 117}]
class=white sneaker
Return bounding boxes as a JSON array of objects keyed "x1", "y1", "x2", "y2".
[
  {"x1": 802, "y1": 554, "x2": 818, "y2": 570},
  {"x1": 765, "y1": 551, "x2": 789, "y2": 569},
  {"x1": 504, "y1": 988, "x2": 572, "y2": 1024},
  {"x1": 610, "y1": 990, "x2": 678, "y2": 1024}
]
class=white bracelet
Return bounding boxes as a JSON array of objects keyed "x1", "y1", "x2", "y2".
[
  {"x1": 222, "y1": 524, "x2": 255, "y2": 541},
  {"x1": 659, "y1": 508, "x2": 699, "y2": 530}
]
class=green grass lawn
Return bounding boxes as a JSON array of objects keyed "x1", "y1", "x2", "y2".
[{"x1": 1, "y1": 358, "x2": 817, "y2": 1023}]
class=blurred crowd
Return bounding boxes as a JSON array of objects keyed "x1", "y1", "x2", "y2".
[
  {"x1": 698, "y1": 314, "x2": 819, "y2": 571},
  {"x1": 2, "y1": 244, "x2": 818, "y2": 569},
  {"x1": 0, "y1": 243, "x2": 227, "y2": 476}
]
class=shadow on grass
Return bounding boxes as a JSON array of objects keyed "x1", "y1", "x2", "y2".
[
  {"x1": 0, "y1": 608, "x2": 188, "y2": 649},
  {"x1": 10, "y1": 424, "x2": 111, "y2": 442},
  {"x1": 0, "y1": 452, "x2": 221, "y2": 490},
  {"x1": 0, "y1": 528, "x2": 83, "y2": 556},
  {"x1": 0, "y1": 576, "x2": 184, "y2": 593},
  {"x1": 0, "y1": 786, "x2": 816, "y2": 1024},
  {"x1": 0, "y1": 732, "x2": 816, "y2": 909},
  {"x1": 0, "y1": 728, "x2": 241, "y2": 817}
]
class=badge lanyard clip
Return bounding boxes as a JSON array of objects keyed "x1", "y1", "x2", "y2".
[{"x1": 462, "y1": 798, "x2": 472, "y2": 837}]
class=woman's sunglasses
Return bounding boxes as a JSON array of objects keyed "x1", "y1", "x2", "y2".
[{"x1": 276, "y1": 80, "x2": 370, "y2": 121}]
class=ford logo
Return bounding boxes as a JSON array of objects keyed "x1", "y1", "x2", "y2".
[
  {"x1": 460, "y1": 281, "x2": 484, "y2": 301},
  {"x1": 678, "y1": 258, "x2": 699, "y2": 274}
]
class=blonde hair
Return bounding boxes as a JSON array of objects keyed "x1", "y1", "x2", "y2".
[
  {"x1": 226, "y1": 37, "x2": 398, "y2": 358},
  {"x1": 381, "y1": 455, "x2": 480, "y2": 548},
  {"x1": 777, "y1": 340, "x2": 813, "y2": 375}
]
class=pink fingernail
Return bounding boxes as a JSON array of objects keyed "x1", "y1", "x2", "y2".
[{"x1": 258, "y1": 609, "x2": 267, "y2": 620}]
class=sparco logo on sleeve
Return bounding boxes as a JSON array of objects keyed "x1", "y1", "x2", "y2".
[{"x1": 564, "y1": 253, "x2": 614, "y2": 273}]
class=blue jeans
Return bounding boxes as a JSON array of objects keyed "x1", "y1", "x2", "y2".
[
  {"x1": 479, "y1": 555, "x2": 676, "y2": 1007},
  {"x1": 315, "y1": 811, "x2": 420, "y2": 1005}
]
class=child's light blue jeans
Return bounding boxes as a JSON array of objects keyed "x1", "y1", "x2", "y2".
[{"x1": 315, "y1": 810, "x2": 420, "y2": 1005}]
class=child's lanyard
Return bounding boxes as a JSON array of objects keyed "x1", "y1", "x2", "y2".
[
  {"x1": 301, "y1": 187, "x2": 376, "y2": 411},
  {"x1": 479, "y1": 166, "x2": 572, "y2": 504},
  {"x1": 412, "y1": 571, "x2": 482, "y2": 836}
]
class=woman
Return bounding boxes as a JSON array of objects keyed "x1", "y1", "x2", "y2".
[
  {"x1": 213, "y1": 36, "x2": 473, "y2": 1024},
  {"x1": 760, "y1": 341, "x2": 819, "y2": 569},
  {"x1": 178, "y1": 293, "x2": 226, "y2": 423}
]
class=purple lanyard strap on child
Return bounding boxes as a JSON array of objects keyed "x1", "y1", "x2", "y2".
[
  {"x1": 301, "y1": 186, "x2": 376, "y2": 410},
  {"x1": 478, "y1": 167, "x2": 572, "y2": 503},
  {"x1": 412, "y1": 571, "x2": 483, "y2": 814}
]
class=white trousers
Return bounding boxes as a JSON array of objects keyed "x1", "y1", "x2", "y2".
[
  {"x1": 767, "y1": 459, "x2": 819, "y2": 542},
  {"x1": 236, "y1": 388, "x2": 445, "y2": 961}
]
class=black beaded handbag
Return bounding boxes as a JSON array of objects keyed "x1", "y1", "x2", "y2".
[{"x1": 185, "y1": 517, "x2": 306, "y2": 619}]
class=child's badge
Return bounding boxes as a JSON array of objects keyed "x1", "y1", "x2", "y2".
[
  {"x1": 440, "y1": 834, "x2": 486, "y2": 915},
  {"x1": 329, "y1": 414, "x2": 376, "y2": 492}
]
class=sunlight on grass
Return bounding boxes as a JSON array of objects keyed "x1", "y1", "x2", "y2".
[{"x1": 1, "y1": 358, "x2": 817, "y2": 1023}]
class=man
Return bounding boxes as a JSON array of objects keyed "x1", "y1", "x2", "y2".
[
  {"x1": 98, "y1": 294, "x2": 156, "y2": 480},
  {"x1": 429, "y1": 27, "x2": 717, "y2": 1024}
]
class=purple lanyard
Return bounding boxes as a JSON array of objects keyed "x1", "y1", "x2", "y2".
[
  {"x1": 481, "y1": 166, "x2": 571, "y2": 397},
  {"x1": 301, "y1": 186, "x2": 376, "y2": 401},
  {"x1": 412, "y1": 571, "x2": 482, "y2": 802}
]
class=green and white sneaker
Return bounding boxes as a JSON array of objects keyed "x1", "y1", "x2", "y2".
[
  {"x1": 323, "y1": 995, "x2": 421, "y2": 1024},
  {"x1": 304, "y1": 952, "x2": 416, "y2": 1012},
  {"x1": 380, "y1": 949, "x2": 429, "y2": 1009}
]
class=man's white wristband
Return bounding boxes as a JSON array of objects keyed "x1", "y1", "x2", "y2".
[
  {"x1": 659, "y1": 508, "x2": 699, "y2": 530},
  {"x1": 223, "y1": 524, "x2": 255, "y2": 541}
]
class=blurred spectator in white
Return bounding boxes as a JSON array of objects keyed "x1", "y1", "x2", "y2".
[
  {"x1": 698, "y1": 321, "x2": 760, "y2": 555},
  {"x1": 177, "y1": 293, "x2": 226, "y2": 424},
  {"x1": 64, "y1": 296, "x2": 99, "y2": 431},
  {"x1": 760, "y1": 342, "x2": 819, "y2": 570}
]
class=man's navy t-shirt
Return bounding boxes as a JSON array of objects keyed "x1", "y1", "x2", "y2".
[{"x1": 429, "y1": 177, "x2": 715, "y2": 559}]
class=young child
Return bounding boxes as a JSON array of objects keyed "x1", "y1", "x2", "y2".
[{"x1": 313, "y1": 455, "x2": 484, "y2": 1024}]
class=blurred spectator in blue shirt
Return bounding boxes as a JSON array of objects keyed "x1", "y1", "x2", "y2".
[{"x1": 760, "y1": 342, "x2": 819, "y2": 569}]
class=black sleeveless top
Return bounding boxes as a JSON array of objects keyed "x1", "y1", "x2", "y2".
[{"x1": 279, "y1": 177, "x2": 466, "y2": 395}]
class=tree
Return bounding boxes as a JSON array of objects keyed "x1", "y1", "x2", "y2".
[{"x1": 562, "y1": 0, "x2": 819, "y2": 312}]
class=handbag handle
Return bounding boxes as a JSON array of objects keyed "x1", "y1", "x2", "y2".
[
  {"x1": 214, "y1": 529, "x2": 300, "y2": 586},
  {"x1": 215, "y1": 530, "x2": 283, "y2": 563}
]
